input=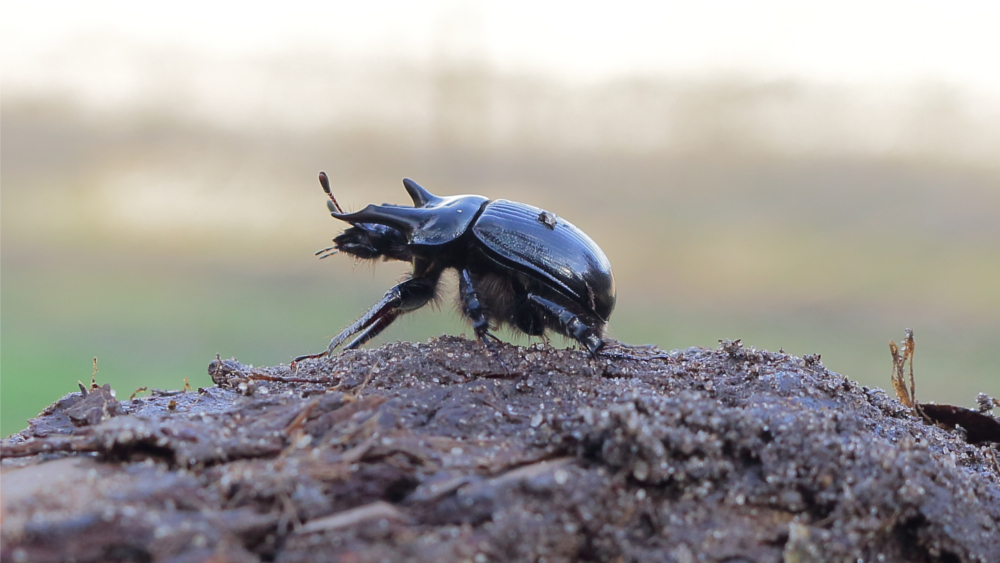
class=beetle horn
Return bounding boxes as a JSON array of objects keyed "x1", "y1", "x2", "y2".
[
  {"x1": 402, "y1": 178, "x2": 441, "y2": 208},
  {"x1": 327, "y1": 204, "x2": 431, "y2": 238}
]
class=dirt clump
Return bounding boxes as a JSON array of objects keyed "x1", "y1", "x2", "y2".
[{"x1": 3, "y1": 337, "x2": 999, "y2": 562}]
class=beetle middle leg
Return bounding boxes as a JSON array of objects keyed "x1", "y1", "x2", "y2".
[
  {"x1": 526, "y1": 294, "x2": 605, "y2": 356},
  {"x1": 459, "y1": 270, "x2": 508, "y2": 369},
  {"x1": 293, "y1": 275, "x2": 438, "y2": 364}
]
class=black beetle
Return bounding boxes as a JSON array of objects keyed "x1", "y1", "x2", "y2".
[{"x1": 294, "y1": 172, "x2": 615, "y2": 363}]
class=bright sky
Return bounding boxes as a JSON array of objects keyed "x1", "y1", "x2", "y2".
[{"x1": 3, "y1": 0, "x2": 999, "y2": 93}]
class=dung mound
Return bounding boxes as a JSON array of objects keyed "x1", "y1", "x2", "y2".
[{"x1": 2, "y1": 337, "x2": 998, "y2": 563}]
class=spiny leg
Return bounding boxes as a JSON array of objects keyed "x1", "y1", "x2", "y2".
[
  {"x1": 460, "y1": 270, "x2": 507, "y2": 370},
  {"x1": 526, "y1": 294, "x2": 604, "y2": 356},
  {"x1": 329, "y1": 277, "x2": 437, "y2": 352},
  {"x1": 344, "y1": 309, "x2": 399, "y2": 350},
  {"x1": 293, "y1": 276, "x2": 437, "y2": 364},
  {"x1": 459, "y1": 270, "x2": 493, "y2": 342}
]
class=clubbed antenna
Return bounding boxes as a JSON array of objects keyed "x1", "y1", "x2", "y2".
[{"x1": 318, "y1": 171, "x2": 344, "y2": 214}]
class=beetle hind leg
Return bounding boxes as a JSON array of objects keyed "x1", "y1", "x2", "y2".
[{"x1": 526, "y1": 294, "x2": 605, "y2": 357}]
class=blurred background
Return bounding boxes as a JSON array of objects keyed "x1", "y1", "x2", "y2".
[{"x1": 3, "y1": 1, "x2": 998, "y2": 436}]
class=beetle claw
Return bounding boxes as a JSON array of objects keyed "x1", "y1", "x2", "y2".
[
  {"x1": 478, "y1": 332, "x2": 510, "y2": 374},
  {"x1": 597, "y1": 341, "x2": 673, "y2": 363},
  {"x1": 290, "y1": 350, "x2": 329, "y2": 373}
]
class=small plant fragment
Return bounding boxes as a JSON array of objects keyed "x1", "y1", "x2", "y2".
[
  {"x1": 889, "y1": 329, "x2": 1000, "y2": 445},
  {"x1": 889, "y1": 329, "x2": 921, "y2": 416}
]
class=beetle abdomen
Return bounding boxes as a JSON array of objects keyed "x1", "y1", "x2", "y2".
[{"x1": 472, "y1": 199, "x2": 616, "y2": 322}]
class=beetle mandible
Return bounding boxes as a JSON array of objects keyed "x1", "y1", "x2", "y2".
[{"x1": 294, "y1": 172, "x2": 615, "y2": 363}]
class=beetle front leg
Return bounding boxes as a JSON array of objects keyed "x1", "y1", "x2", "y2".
[
  {"x1": 332, "y1": 276, "x2": 438, "y2": 352},
  {"x1": 293, "y1": 276, "x2": 437, "y2": 364},
  {"x1": 526, "y1": 294, "x2": 605, "y2": 357}
]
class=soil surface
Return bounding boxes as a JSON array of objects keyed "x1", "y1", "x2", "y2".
[{"x1": 2, "y1": 337, "x2": 999, "y2": 563}]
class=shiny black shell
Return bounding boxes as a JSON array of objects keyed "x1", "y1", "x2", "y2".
[
  {"x1": 473, "y1": 200, "x2": 615, "y2": 322},
  {"x1": 328, "y1": 178, "x2": 616, "y2": 324}
]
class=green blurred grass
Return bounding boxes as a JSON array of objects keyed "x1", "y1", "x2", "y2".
[{"x1": 0, "y1": 249, "x2": 455, "y2": 436}]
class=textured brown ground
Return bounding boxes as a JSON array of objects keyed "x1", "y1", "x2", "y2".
[{"x1": 2, "y1": 337, "x2": 999, "y2": 563}]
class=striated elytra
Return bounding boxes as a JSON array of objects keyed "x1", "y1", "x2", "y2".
[{"x1": 295, "y1": 172, "x2": 615, "y2": 364}]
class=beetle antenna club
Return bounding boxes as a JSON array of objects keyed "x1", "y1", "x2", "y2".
[
  {"x1": 318, "y1": 171, "x2": 344, "y2": 214},
  {"x1": 295, "y1": 172, "x2": 616, "y2": 364}
]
